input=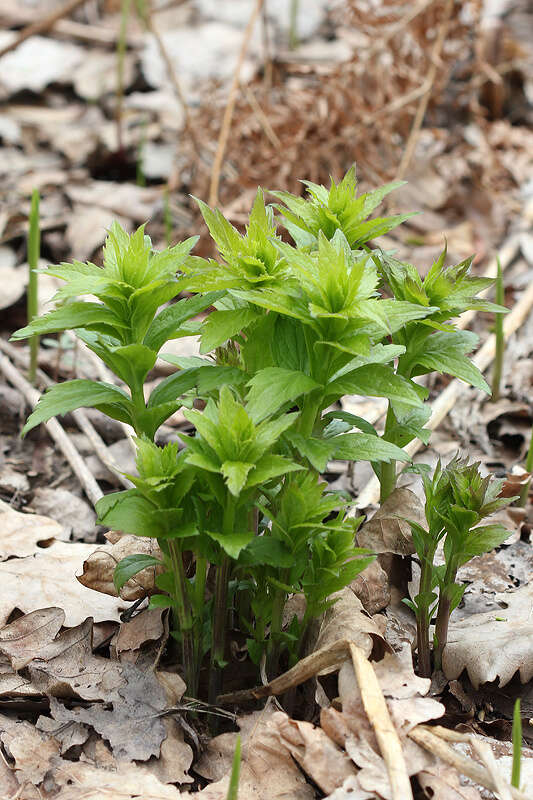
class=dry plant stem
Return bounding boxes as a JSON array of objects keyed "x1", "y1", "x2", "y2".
[
  {"x1": 470, "y1": 737, "x2": 513, "y2": 800},
  {"x1": 0, "y1": 0, "x2": 88, "y2": 59},
  {"x1": 395, "y1": 0, "x2": 454, "y2": 180},
  {"x1": 0, "y1": 352, "x2": 103, "y2": 506},
  {"x1": 208, "y1": 0, "x2": 265, "y2": 207},
  {"x1": 357, "y1": 274, "x2": 533, "y2": 508},
  {"x1": 217, "y1": 639, "x2": 351, "y2": 704},
  {"x1": 349, "y1": 643, "x2": 414, "y2": 800},
  {"x1": 409, "y1": 726, "x2": 529, "y2": 800},
  {"x1": 0, "y1": 338, "x2": 132, "y2": 490}
]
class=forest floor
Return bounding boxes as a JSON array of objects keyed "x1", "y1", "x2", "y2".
[{"x1": 0, "y1": 1, "x2": 532, "y2": 798}]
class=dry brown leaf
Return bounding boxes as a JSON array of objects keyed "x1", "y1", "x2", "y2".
[
  {"x1": 49, "y1": 757, "x2": 183, "y2": 799},
  {"x1": 28, "y1": 487, "x2": 96, "y2": 542},
  {"x1": 114, "y1": 607, "x2": 166, "y2": 663},
  {"x1": 312, "y1": 588, "x2": 387, "y2": 673},
  {"x1": 0, "y1": 540, "x2": 126, "y2": 627},
  {"x1": 0, "y1": 506, "x2": 69, "y2": 560},
  {"x1": 350, "y1": 559, "x2": 391, "y2": 615},
  {"x1": 0, "y1": 714, "x2": 61, "y2": 785},
  {"x1": 195, "y1": 709, "x2": 314, "y2": 800},
  {"x1": 66, "y1": 181, "x2": 161, "y2": 223},
  {"x1": 443, "y1": 584, "x2": 533, "y2": 688},
  {"x1": 417, "y1": 765, "x2": 482, "y2": 799},
  {"x1": 77, "y1": 533, "x2": 163, "y2": 601},
  {"x1": 357, "y1": 488, "x2": 424, "y2": 555},
  {"x1": 269, "y1": 711, "x2": 357, "y2": 795},
  {"x1": 0, "y1": 606, "x2": 64, "y2": 669}
]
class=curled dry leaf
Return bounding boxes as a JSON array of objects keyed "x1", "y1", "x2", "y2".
[
  {"x1": 195, "y1": 709, "x2": 314, "y2": 800},
  {"x1": 350, "y1": 559, "x2": 391, "y2": 615},
  {"x1": 443, "y1": 584, "x2": 533, "y2": 688},
  {"x1": 311, "y1": 587, "x2": 388, "y2": 673},
  {"x1": 357, "y1": 488, "x2": 424, "y2": 555},
  {"x1": 113, "y1": 607, "x2": 166, "y2": 664},
  {"x1": 0, "y1": 714, "x2": 61, "y2": 785},
  {"x1": 269, "y1": 711, "x2": 357, "y2": 795},
  {"x1": 77, "y1": 532, "x2": 163, "y2": 601},
  {"x1": 0, "y1": 540, "x2": 127, "y2": 627}
]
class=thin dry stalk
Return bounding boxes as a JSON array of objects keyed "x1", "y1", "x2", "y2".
[
  {"x1": 409, "y1": 726, "x2": 529, "y2": 800},
  {"x1": 0, "y1": 0, "x2": 88, "y2": 58},
  {"x1": 395, "y1": 0, "x2": 455, "y2": 180},
  {"x1": 349, "y1": 643, "x2": 413, "y2": 800},
  {"x1": 208, "y1": 0, "x2": 265, "y2": 207},
  {"x1": 0, "y1": 352, "x2": 103, "y2": 505}
]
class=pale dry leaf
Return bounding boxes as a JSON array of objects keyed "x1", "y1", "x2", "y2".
[
  {"x1": 0, "y1": 506, "x2": 69, "y2": 560},
  {"x1": 417, "y1": 764, "x2": 483, "y2": 799},
  {"x1": 114, "y1": 607, "x2": 166, "y2": 663},
  {"x1": 0, "y1": 540, "x2": 127, "y2": 626},
  {"x1": 0, "y1": 715, "x2": 60, "y2": 785},
  {"x1": 28, "y1": 487, "x2": 96, "y2": 542},
  {"x1": 324, "y1": 775, "x2": 378, "y2": 799},
  {"x1": 338, "y1": 643, "x2": 430, "y2": 706},
  {"x1": 443, "y1": 584, "x2": 533, "y2": 688},
  {"x1": 311, "y1": 588, "x2": 387, "y2": 674},
  {"x1": 0, "y1": 264, "x2": 26, "y2": 309},
  {"x1": 36, "y1": 714, "x2": 90, "y2": 754},
  {"x1": 66, "y1": 205, "x2": 131, "y2": 262},
  {"x1": 0, "y1": 652, "x2": 40, "y2": 697},
  {"x1": 357, "y1": 488, "x2": 424, "y2": 555},
  {"x1": 0, "y1": 607, "x2": 65, "y2": 669},
  {"x1": 350, "y1": 559, "x2": 391, "y2": 615},
  {"x1": 456, "y1": 735, "x2": 533, "y2": 797},
  {"x1": 0, "y1": 36, "x2": 84, "y2": 93},
  {"x1": 268, "y1": 711, "x2": 357, "y2": 794},
  {"x1": 66, "y1": 182, "x2": 161, "y2": 224},
  {"x1": 77, "y1": 534, "x2": 163, "y2": 601},
  {"x1": 195, "y1": 708, "x2": 314, "y2": 800}
]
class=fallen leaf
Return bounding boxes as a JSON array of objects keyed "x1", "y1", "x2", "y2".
[
  {"x1": 114, "y1": 607, "x2": 166, "y2": 663},
  {"x1": 269, "y1": 711, "x2": 357, "y2": 794},
  {"x1": 357, "y1": 488, "x2": 424, "y2": 555},
  {"x1": 0, "y1": 607, "x2": 64, "y2": 669},
  {"x1": 350, "y1": 559, "x2": 391, "y2": 615},
  {"x1": 418, "y1": 764, "x2": 483, "y2": 799},
  {"x1": 0, "y1": 714, "x2": 60, "y2": 785},
  {"x1": 443, "y1": 584, "x2": 533, "y2": 688},
  {"x1": 77, "y1": 533, "x2": 163, "y2": 601},
  {"x1": 0, "y1": 540, "x2": 126, "y2": 626},
  {"x1": 66, "y1": 181, "x2": 160, "y2": 224},
  {"x1": 28, "y1": 487, "x2": 96, "y2": 542},
  {"x1": 0, "y1": 506, "x2": 69, "y2": 560},
  {"x1": 0, "y1": 36, "x2": 84, "y2": 93}
]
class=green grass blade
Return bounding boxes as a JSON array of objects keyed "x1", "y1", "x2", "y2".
[
  {"x1": 225, "y1": 735, "x2": 241, "y2": 800},
  {"x1": 27, "y1": 189, "x2": 40, "y2": 384},
  {"x1": 511, "y1": 698, "x2": 522, "y2": 788}
]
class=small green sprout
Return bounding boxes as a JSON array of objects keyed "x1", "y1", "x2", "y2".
[{"x1": 511, "y1": 699, "x2": 522, "y2": 789}]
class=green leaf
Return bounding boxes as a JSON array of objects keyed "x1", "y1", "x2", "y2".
[
  {"x1": 458, "y1": 523, "x2": 512, "y2": 562},
  {"x1": 247, "y1": 454, "x2": 303, "y2": 486},
  {"x1": 207, "y1": 530, "x2": 255, "y2": 559},
  {"x1": 285, "y1": 431, "x2": 336, "y2": 472},
  {"x1": 149, "y1": 594, "x2": 173, "y2": 610},
  {"x1": 413, "y1": 331, "x2": 490, "y2": 393},
  {"x1": 221, "y1": 461, "x2": 254, "y2": 496},
  {"x1": 113, "y1": 554, "x2": 162, "y2": 592},
  {"x1": 326, "y1": 364, "x2": 425, "y2": 407},
  {"x1": 11, "y1": 302, "x2": 126, "y2": 341},
  {"x1": 332, "y1": 433, "x2": 409, "y2": 463},
  {"x1": 246, "y1": 368, "x2": 320, "y2": 423},
  {"x1": 22, "y1": 380, "x2": 133, "y2": 436},
  {"x1": 238, "y1": 536, "x2": 293, "y2": 567},
  {"x1": 271, "y1": 316, "x2": 309, "y2": 372},
  {"x1": 143, "y1": 291, "x2": 224, "y2": 352},
  {"x1": 200, "y1": 307, "x2": 259, "y2": 353}
]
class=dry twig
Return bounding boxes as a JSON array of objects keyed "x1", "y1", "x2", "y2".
[
  {"x1": 0, "y1": 351, "x2": 103, "y2": 506},
  {"x1": 0, "y1": 0, "x2": 88, "y2": 59},
  {"x1": 208, "y1": 0, "x2": 265, "y2": 207}
]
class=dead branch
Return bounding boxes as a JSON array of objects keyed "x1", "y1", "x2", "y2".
[{"x1": 0, "y1": 0, "x2": 88, "y2": 59}]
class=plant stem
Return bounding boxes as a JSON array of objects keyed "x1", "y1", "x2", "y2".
[
  {"x1": 168, "y1": 540, "x2": 198, "y2": 696},
  {"x1": 116, "y1": 0, "x2": 131, "y2": 152},
  {"x1": 511, "y1": 699, "x2": 522, "y2": 789},
  {"x1": 519, "y1": 428, "x2": 533, "y2": 507},
  {"x1": 289, "y1": 0, "x2": 299, "y2": 49},
  {"x1": 209, "y1": 498, "x2": 235, "y2": 703},
  {"x1": 268, "y1": 568, "x2": 289, "y2": 677},
  {"x1": 491, "y1": 257, "x2": 504, "y2": 401},
  {"x1": 433, "y1": 556, "x2": 458, "y2": 672},
  {"x1": 27, "y1": 189, "x2": 40, "y2": 385},
  {"x1": 380, "y1": 406, "x2": 397, "y2": 502},
  {"x1": 416, "y1": 548, "x2": 436, "y2": 678}
]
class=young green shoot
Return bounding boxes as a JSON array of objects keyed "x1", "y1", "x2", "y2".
[
  {"x1": 27, "y1": 189, "x2": 40, "y2": 385},
  {"x1": 226, "y1": 735, "x2": 241, "y2": 800},
  {"x1": 491, "y1": 256, "x2": 504, "y2": 401},
  {"x1": 519, "y1": 427, "x2": 533, "y2": 507},
  {"x1": 511, "y1": 699, "x2": 522, "y2": 789}
]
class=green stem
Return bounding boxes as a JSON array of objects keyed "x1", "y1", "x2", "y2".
[
  {"x1": 27, "y1": 189, "x2": 40, "y2": 385},
  {"x1": 268, "y1": 568, "x2": 289, "y2": 677},
  {"x1": 433, "y1": 556, "x2": 458, "y2": 672},
  {"x1": 416, "y1": 547, "x2": 436, "y2": 678},
  {"x1": 380, "y1": 405, "x2": 397, "y2": 503},
  {"x1": 209, "y1": 498, "x2": 235, "y2": 704},
  {"x1": 491, "y1": 257, "x2": 504, "y2": 402},
  {"x1": 168, "y1": 540, "x2": 198, "y2": 696},
  {"x1": 511, "y1": 699, "x2": 522, "y2": 789},
  {"x1": 519, "y1": 427, "x2": 533, "y2": 507},
  {"x1": 116, "y1": 0, "x2": 132, "y2": 152},
  {"x1": 289, "y1": 0, "x2": 299, "y2": 49}
]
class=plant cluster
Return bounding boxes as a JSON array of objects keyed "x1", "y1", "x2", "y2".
[
  {"x1": 405, "y1": 457, "x2": 516, "y2": 676},
  {"x1": 12, "y1": 167, "x2": 507, "y2": 698}
]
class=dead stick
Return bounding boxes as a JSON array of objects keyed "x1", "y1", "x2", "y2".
[
  {"x1": 395, "y1": 0, "x2": 454, "y2": 180},
  {"x1": 217, "y1": 639, "x2": 350, "y2": 704},
  {"x1": 0, "y1": 0, "x2": 88, "y2": 59},
  {"x1": 409, "y1": 726, "x2": 529, "y2": 800},
  {"x1": 208, "y1": 0, "x2": 264, "y2": 207},
  {"x1": 356, "y1": 243, "x2": 530, "y2": 509},
  {"x1": 349, "y1": 643, "x2": 413, "y2": 800},
  {"x1": 0, "y1": 352, "x2": 103, "y2": 506}
]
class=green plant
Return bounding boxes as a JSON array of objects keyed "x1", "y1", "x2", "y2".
[
  {"x1": 405, "y1": 457, "x2": 516, "y2": 675},
  {"x1": 226, "y1": 735, "x2": 241, "y2": 800},
  {"x1": 27, "y1": 189, "x2": 40, "y2": 385},
  {"x1": 12, "y1": 168, "x2": 501, "y2": 701},
  {"x1": 511, "y1": 699, "x2": 522, "y2": 789},
  {"x1": 519, "y1": 427, "x2": 533, "y2": 507}
]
